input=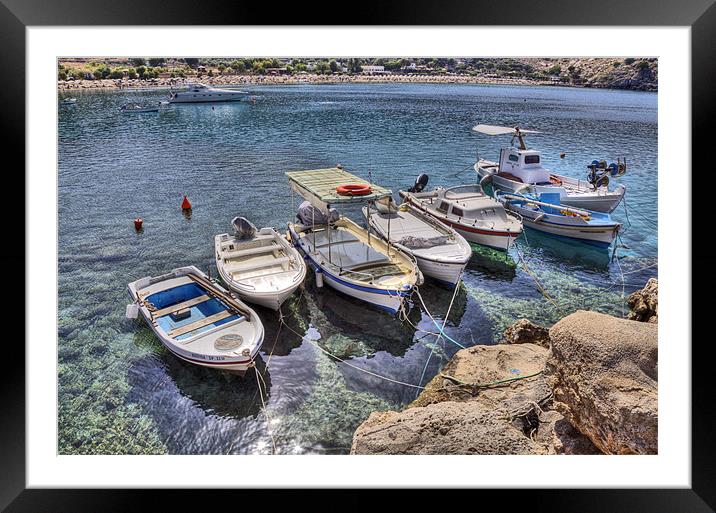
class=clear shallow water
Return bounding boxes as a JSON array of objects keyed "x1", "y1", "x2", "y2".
[{"x1": 58, "y1": 83, "x2": 657, "y2": 454}]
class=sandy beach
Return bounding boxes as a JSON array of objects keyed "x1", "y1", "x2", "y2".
[{"x1": 58, "y1": 73, "x2": 562, "y2": 92}]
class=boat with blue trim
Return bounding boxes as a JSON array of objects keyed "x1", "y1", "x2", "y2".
[
  {"x1": 473, "y1": 124, "x2": 626, "y2": 213},
  {"x1": 286, "y1": 167, "x2": 422, "y2": 314},
  {"x1": 126, "y1": 266, "x2": 264, "y2": 373},
  {"x1": 496, "y1": 191, "x2": 621, "y2": 249}
]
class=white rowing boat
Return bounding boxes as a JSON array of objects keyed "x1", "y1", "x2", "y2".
[
  {"x1": 363, "y1": 198, "x2": 471, "y2": 286},
  {"x1": 214, "y1": 217, "x2": 306, "y2": 310},
  {"x1": 126, "y1": 265, "x2": 264, "y2": 373}
]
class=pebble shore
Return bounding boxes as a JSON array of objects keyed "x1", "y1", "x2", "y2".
[{"x1": 58, "y1": 73, "x2": 563, "y2": 92}]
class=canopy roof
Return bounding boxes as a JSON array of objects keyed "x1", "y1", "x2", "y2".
[
  {"x1": 286, "y1": 167, "x2": 392, "y2": 207},
  {"x1": 472, "y1": 124, "x2": 541, "y2": 136}
]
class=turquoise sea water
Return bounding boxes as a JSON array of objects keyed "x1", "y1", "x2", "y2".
[{"x1": 58, "y1": 83, "x2": 657, "y2": 454}]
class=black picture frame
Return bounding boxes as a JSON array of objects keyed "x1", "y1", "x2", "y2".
[{"x1": 4, "y1": 0, "x2": 711, "y2": 510}]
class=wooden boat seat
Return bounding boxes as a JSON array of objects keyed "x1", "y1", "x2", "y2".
[
  {"x1": 220, "y1": 234, "x2": 275, "y2": 251},
  {"x1": 169, "y1": 310, "x2": 236, "y2": 339},
  {"x1": 225, "y1": 256, "x2": 291, "y2": 274},
  {"x1": 222, "y1": 243, "x2": 279, "y2": 260},
  {"x1": 152, "y1": 294, "x2": 211, "y2": 318}
]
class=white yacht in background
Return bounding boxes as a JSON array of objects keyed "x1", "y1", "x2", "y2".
[{"x1": 168, "y1": 83, "x2": 249, "y2": 103}]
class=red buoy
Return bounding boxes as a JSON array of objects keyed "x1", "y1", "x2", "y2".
[
  {"x1": 134, "y1": 218, "x2": 143, "y2": 230},
  {"x1": 181, "y1": 195, "x2": 192, "y2": 210}
]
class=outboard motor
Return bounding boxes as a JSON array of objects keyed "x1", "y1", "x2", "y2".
[
  {"x1": 232, "y1": 216, "x2": 257, "y2": 240},
  {"x1": 408, "y1": 173, "x2": 429, "y2": 193},
  {"x1": 586, "y1": 160, "x2": 610, "y2": 189},
  {"x1": 296, "y1": 201, "x2": 339, "y2": 226}
]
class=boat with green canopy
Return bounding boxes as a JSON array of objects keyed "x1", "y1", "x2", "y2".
[{"x1": 286, "y1": 167, "x2": 422, "y2": 314}]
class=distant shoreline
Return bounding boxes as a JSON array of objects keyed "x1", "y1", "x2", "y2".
[{"x1": 57, "y1": 73, "x2": 657, "y2": 93}]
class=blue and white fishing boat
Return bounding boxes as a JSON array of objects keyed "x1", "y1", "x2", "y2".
[
  {"x1": 126, "y1": 266, "x2": 264, "y2": 373},
  {"x1": 286, "y1": 167, "x2": 422, "y2": 314},
  {"x1": 474, "y1": 124, "x2": 626, "y2": 213},
  {"x1": 496, "y1": 191, "x2": 621, "y2": 248}
]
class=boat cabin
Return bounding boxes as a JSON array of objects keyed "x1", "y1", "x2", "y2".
[
  {"x1": 498, "y1": 148, "x2": 551, "y2": 185},
  {"x1": 437, "y1": 186, "x2": 508, "y2": 222}
]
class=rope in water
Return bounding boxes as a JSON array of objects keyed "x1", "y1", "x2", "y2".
[
  {"x1": 254, "y1": 366, "x2": 277, "y2": 454},
  {"x1": 621, "y1": 195, "x2": 657, "y2": 229},
  {"x1": 413, "y1": 288, "x2": 467, "y2": 349},
  {"x1": 277, "y1": 314, "x2": 426, "y2": 390},
  {"x1": 513, "y1": 241, "x2": 562, "y2": 312},
  {"x1": 415, "y1": 272, "x2": 464, "y2": 398}
]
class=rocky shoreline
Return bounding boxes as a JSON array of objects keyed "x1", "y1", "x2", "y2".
[{"x1": 350, "y1": 279, "x2": 658, "y2": 455}]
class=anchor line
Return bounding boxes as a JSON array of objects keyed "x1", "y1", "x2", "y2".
[
  {"x1": 277, "y1": 315, "x2": 426, "y2": 390},
  {"x1": 414, "y1": 271, "x2": 464, "y2": 399}
]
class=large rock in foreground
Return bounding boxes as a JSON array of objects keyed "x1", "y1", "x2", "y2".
[
  {"x1": 351, "y1": 343, "x2": 598, "y2": 455},
  {"x1": 627, "y1": 278, "x2": 658, "y2": 323},
  {"x1": 546, "y1": 310, "x2": 658, "y2": 454},
  {"x1": 350, "y1": 401, "x2": 542, "y2": 455}
]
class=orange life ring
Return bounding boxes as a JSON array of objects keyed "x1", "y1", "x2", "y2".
[{"x1": 336, "y1": 184, "x2": 372, "y2": 196}]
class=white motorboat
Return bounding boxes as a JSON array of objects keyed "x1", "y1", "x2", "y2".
[
  {"x1": 120, "y1": 103, "x2": 160, "y2": 113},
  {"x1": 473, "y1": 124, "x2": 626, "y2": 213},
  {"x1": 496, "y1": 191, "x2": 621, "y2": 249},
  {"x1": 399, "y1": 175, "x2": 522, "y2": 252},
  {"x1": 286, "y1": 167, "x2": 422, "y2": 315},
  {"x1": 363, "y1": 197, "x2": 471, "y2": 286},
  {"x1": 126, "y1": 266, "x2": 264, "y2": 373},
  {"x1": 214, "y1": 217, "x2": 306, "y2": 311},
  {"x1": 60, "y1": 98, "x2": 77, "y2": 105},
  {"x1": 168, "y1": 82, "x2": 248, "y2": 103}
]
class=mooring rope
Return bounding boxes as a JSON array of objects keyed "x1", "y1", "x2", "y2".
[
  {"x1": 413, "y1": 288, "x2": 467, "y2": 349},
  {"x1": 254, "y1": 367, "x2": 277, "y2": 454},
  {"x1": 414, "y1": 273, "x2": 464, "y2": 398},
  {"x1": 277, "y1": 315, "x2": 426, "y2": 390},
  {"x1": 513, "y1": 242, "x2": 562, "y2": 312}
]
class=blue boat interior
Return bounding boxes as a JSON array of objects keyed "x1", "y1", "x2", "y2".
[
  {"x1": 508, "y1": 192, "x2": 612, "y2": 223},
  {"x1": 146, "y1": 283, "x2": 239, "y2": 341}
]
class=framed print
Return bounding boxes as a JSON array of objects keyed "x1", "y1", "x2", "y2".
[{"x1": 5, "y1": 0, "x2": 714, "y2": 510}]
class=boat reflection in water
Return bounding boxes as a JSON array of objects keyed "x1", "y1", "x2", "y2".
[
  {"x1": 465, "y1": 243, "x2": 518, "y2": 282},
  {"x1": 306, "y1": 273, "x2": 420, "y2": 358},
  {"x1": 126, "y1": 332, "x2": 274, "y2": 453}
]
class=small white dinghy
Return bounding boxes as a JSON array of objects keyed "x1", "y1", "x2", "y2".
[
  {"x1": 126, "y1": 265, "x2": 264, "y2": 373},
  {"x1": 363, "y1": 197, "x2": 471, "y2": 286},
  {"x1": 214, "y1": 217, "x2": 306, "y2": 310},
  {"x1": 400, "y1": 175, "x2": 523, "y2": 251}
]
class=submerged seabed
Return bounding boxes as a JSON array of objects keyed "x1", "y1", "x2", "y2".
[{"x1": 58, "y1": 83, "x2": 657, "y2": 454}]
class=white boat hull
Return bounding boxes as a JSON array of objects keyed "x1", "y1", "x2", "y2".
[
  {"x1": 413, "y1": 254, "x2": 466, "y2": 286},
  {"x1": 127, "y1": 266, "x2": 264, "y2": 373},
  {"x1": 476, "y1": 163, "x2": 625, "y2": 213},
  {"x1": 363, "y1": 205, "x2": 470, "y2": 286},
  {"x1": 215, "y1": 229, "x2": 306, "y2": 311},
  {"x1": 215, "y1": 273, "x2": 301, "y2": 311},
  {"x1": 501, "y1": 198, "x2": 621, "y2": 248},
  {"x1": 288, "y1": 225, "x2": 410, "y2": 314},
  {"x1": 400, "y1": 192, "x2": 519, "y2": 251}
]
